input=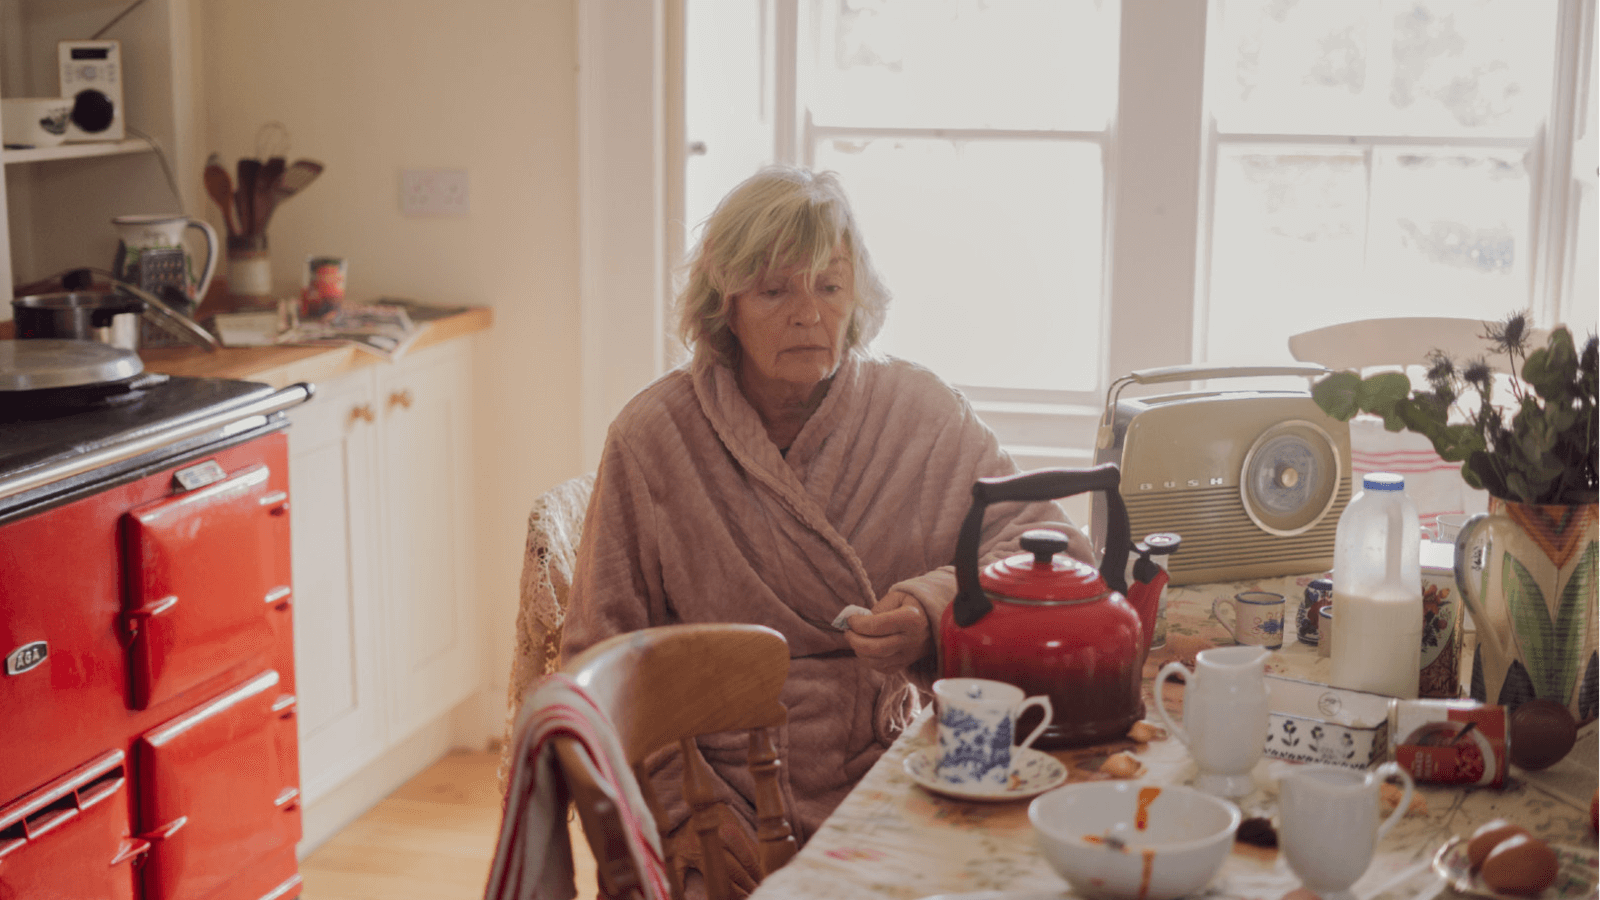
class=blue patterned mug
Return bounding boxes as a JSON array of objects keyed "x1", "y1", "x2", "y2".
[{"x1": 932, "y1": 678, "x2": 1052, "y2": 789}]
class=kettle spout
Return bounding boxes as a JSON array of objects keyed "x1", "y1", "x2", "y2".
[{"x1": 1126, "y1": 533, "x2": 1181, "y2": 649}]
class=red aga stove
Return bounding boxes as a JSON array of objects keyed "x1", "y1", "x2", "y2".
[{"x1": 0, "y1": 340, "x2": 313, "y2": 900}]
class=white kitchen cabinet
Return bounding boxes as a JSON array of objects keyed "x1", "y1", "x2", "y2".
[
  {"x1": 285, "y1": 364, "x2": 385, "y2": 803},
  {"x1": 0, "y1": 0, "x2": 203, "y2": 304},
  {"x1": 286, "y1": 337, "x2": 480, "y2": 815}
]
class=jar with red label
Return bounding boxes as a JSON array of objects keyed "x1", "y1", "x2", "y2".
[{"x1": 1390, "y1": 698, "x2": 1507, "y2": 788}]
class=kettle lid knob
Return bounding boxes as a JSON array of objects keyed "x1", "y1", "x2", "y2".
[{"x1": 1019, "y1": 529, "x2": 1073, "y2": 565}]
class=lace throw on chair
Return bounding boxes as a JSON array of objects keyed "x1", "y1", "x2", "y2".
[{"x1": 500, "y1": 472, "x2": 597, "y2": 794}]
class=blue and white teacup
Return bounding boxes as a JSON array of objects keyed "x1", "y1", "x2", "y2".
[
  {"x1": 1212, "y1": 591, "x2": 1285, "y2": 650},
  {"x1": 932, "y1": 678, "x2": 1052, "y2": 790}
]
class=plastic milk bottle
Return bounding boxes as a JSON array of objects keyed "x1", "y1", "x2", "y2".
[{"x1": 1329, "y1": 473, "x2": 1423, "y2": 699}]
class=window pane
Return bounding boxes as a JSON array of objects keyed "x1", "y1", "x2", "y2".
[
  {"x1": 807, "y1": 0, "x2": 1117, "y2": 131},
  {"x1": 685, "y1": 0, "x2": 776, "y2": 244},
  {"x1": 1206, "y1": 145, "x2": 1531, "y2": 365},
  {"x1": 1212, "y1": 0, "x2": 1559, "y2": 137},
  {"x1": 815, "y1": 138, "x2": 1104, "y2": 391}
]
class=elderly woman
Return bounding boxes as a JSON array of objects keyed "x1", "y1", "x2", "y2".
[{"x1": 560, "y1": 164, "x2": 1093, "y2": 893}]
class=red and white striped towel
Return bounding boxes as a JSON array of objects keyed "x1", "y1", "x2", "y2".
[
  {"x1": 1348, "y1": 417, "x2": 1488, "y2": 533},
  {"x1": 486, "y1": 673, "x2": 671, "y2": 900}
]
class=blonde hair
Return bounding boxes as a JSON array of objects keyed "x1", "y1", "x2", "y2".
[{"x1": 676, "y1": 165, "x2": 891, "y2": 370}]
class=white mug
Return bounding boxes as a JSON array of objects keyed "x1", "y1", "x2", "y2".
[
  {"x1": 1212, "y1": 591, "x2": 1286, "y2": 649},
  {"x1": 1276, "y1": 761, "x2": 1414, "y2": 900},
  {"x1": 932, "y1": 678, "x2": 1051, "y2": 789}
]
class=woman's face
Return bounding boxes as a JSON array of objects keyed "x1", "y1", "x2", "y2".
[{"x1": 729, "y1": 252, "x2": 856, "y2": 396}]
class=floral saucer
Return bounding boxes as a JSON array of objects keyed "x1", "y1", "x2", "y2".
[
  {"x1": 903, "y1": 746, "x2": 1068, "y2": 802},
  {"x1": 1431, "y1": 835, "x2": 1599, "y2": 900}
]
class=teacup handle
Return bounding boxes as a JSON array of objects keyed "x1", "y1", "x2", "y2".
[
  {"x1": 1153, "y1": 661, "x2": 1190, "y2": 748},
  {"x1": 1211, "y1": 597, "x2": 1239, "y2": 641},
  {"x1": 1371, "y1": 761, "x2": 1413, "y2": 842},
  {"x1": 1014, "y1": 695, "x2": 1053, "y2": 753}
]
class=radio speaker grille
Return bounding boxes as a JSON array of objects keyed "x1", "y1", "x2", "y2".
[{"x1": 1127, "y1": 480, "x2": 1351, "y2": 585}]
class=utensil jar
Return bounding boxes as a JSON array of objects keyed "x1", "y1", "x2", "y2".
[{"x1": 228, "y1": 234, "x2": 273, "y2": 301}]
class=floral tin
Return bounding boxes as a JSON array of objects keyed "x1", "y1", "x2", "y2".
[{"x1": 1263, "y1": 675, "x2": 1392, "y2": 770}]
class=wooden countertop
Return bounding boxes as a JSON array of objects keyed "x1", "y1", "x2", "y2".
[{"x1": 136, "y1": 306, "x2": 493, "y2": 390}]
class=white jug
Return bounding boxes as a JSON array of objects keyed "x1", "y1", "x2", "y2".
[
  {"x1": 1155, "y1": 645, "x2": 1270, "y2": 797},
  {"x1": 111, "y1": 214, "x2": 219, "y2": 304},
  {"x1": 1276, "y1": 761, "x2": 1414, "y2": 900}
]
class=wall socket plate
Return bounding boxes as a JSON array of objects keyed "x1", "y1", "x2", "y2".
[{"x1": 400, "y1": 168, "x2": 469, "y2": 216}]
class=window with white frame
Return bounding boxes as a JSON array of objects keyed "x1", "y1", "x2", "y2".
[{"x1": 684, "y1": 0, "x2": 1597, "y2": 465}]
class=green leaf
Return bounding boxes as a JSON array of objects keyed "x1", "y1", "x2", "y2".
[
  {"x1": 1466, "y1": 450, "x2": 1506, "y2": 497},
  {"x1": 1434, "y1": 424, "x2": 1488, "y2": 461},
  {"x1": 1312, "y1": 372, "x2": 1362, "y2": 421},
  {"x1": 1357, "y1": 372, "x2": 1412, "y2": 417},
  {"x1": 1524, "y1": 329, "x2": 1579, "y2": 401},
  {"x1": 1396, "y1": 403, "x2": 1481, "y2": 460}
]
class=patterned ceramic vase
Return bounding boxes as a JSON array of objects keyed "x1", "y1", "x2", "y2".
[{"x1": 1456, "y1": 500, "x2": 1598, "y2": 723}]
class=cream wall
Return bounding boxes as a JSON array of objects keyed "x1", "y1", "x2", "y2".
[{"x1": 197, "y1": 0, "x2": 587, "y2": 748}]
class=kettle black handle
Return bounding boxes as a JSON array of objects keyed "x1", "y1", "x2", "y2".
[{"x1": 951, "y1": 464, "x2": 1131, "y2": 628}]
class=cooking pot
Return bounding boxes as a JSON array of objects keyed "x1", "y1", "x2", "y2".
[
  {"x1": 940, "y1": 464, "x2": 1165, "y2": 748},
  {"x1": 12, "y1": 291, "x2": 145, "y2": 350},
  {"x1": 11, "y1": 272, "x2": 219, "y2": 353}
]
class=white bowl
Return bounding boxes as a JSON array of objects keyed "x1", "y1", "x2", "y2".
[{"x1": 1028, "y1": 781, "x2": 1242, "y2": 900}]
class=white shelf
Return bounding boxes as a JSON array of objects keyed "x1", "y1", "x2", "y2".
[{"x1": 2, "y1": 138, "x2": 152, "y2": 166}]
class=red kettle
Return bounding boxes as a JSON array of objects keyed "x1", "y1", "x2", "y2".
[{"x1": 939, "y1": 464, "x2": 1164, "y2": 748}]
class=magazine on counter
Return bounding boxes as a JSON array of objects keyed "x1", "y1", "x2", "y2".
[{"x1": 277, "y1": 302, "x2": 424, "y2": 360}]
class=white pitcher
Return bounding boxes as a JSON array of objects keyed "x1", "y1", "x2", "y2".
[
  {"x1": 1155, "y1": 645, "x2": 1270, "y2": 797},
  {"x1": 111, "y1": 214, "x2": 219, "y2": 304}
]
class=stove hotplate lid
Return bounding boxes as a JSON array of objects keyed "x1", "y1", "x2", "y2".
[{"x1": 0, "y1": 339, "x2": 143, "y2": 391}]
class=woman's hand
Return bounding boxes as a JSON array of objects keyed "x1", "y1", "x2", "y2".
[{"x1": 844, "y1": 591, "x2": 932, "y2": 674}]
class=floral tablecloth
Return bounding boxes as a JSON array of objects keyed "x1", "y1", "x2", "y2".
[{"x1": 751, "y1": 574, "x2": 1600, "y2": 900}]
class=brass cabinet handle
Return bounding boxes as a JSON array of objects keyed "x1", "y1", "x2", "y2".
[
  {"x1": 388, "y1": 389, "x2": 414, "y2": 410},
  {"x1": 349, "y1": 404, "x2": 376, "y2": 424}
]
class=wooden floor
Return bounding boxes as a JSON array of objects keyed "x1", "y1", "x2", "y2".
[{"x1": 300, "y1": 749, "x2": 599, "y2": 899}]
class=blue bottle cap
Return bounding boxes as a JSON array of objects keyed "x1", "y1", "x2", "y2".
[{"x1": 1363, "y1": 473, "x2": 1405, "y2": 491}]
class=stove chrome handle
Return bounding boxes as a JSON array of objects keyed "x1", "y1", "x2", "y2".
[
  {"x1": 136, "y1": 815, "x2": 188, "y2": 844},
  {"x1": 122, "y1": 594, "x2": 178, "y2": 640},
  {"x1": 110, "y1": 836, "x2": 152, "y2": 867}
]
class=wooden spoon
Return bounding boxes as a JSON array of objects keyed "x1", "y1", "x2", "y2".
[
  {"x1": 203, "y1": 153, "x2": 237, "y2": 236},
  {"x1": 237, "y1": 158, "x2": 261, "y2": 236},
  {"x1": 254, "y1": 156, "x2": 285, "y2": 235}
]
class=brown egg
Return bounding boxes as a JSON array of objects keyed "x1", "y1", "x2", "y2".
[
  {"x1": 1509, "y1": 699, "x2": 1579, "y2": 770},
  {"x1": 1480, "y1": 834, "x2": 1559, "y2": 896},
  {"x1": 1467, "y1": 819, "x2": 1530, "y2": 869}
]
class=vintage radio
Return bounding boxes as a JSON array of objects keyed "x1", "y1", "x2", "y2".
[{"x1": 1090, "y1": 365, "x2": 1352, "y2": 585}]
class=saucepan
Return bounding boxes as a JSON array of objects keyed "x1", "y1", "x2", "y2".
[
  {"x1": 12, "y1": 291, "x2": 146, "y2": 350},
  {"x1": 10, "y1": 270, "x2": 219, "y2": 353}
]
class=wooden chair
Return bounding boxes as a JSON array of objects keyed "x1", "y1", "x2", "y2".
[
  {"x1": 556, "y1": 623, "x2": 797, "y2": 900},
  {"x1": 499, "y1": 472, "x2": 597, "y2": 793},
  {"x1": 1287, "y1": 315, "x2": 1545, "y2": 374}
]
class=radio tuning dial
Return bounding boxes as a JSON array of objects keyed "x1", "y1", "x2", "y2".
[{"x1": 1240, "y1": 420, "x2": 1342, "y2": 537}]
